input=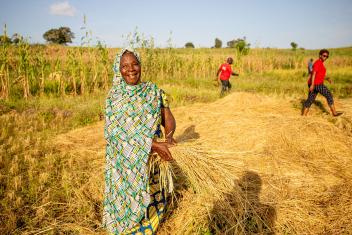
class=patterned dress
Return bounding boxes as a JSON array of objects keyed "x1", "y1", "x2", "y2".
[{"x1": 103, "y1": 48, "x2": 169, "y2": 235}]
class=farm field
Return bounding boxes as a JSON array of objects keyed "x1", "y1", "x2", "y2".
[
  {"x1": 4, "y1": 92, "x2": 351, "y2": 234},
  {"x1": 1, "y1": 46, "x2": 352, "y2": 234}
]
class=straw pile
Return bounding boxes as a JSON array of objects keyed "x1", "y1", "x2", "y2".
[
  {"x1": 157, "y1": 93, "x2": 352, "y2": 234},
  {"x1": 48, "y1": 92, "x2": 352, "y2": 234}
]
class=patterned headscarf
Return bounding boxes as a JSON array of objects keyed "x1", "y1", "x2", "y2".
[
  {"x1": 112, "y1": 46, "x2": 141, "y2": 85},
  {"x1": 103, "y1": 48, "x2": 162, "y2": 234}
]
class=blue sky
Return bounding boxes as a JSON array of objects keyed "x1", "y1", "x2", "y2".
[{"x1": 1, "y1": 0, "x2": 352, "y2": 49}]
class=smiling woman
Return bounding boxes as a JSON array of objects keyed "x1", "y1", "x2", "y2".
[
  {"x1": 103, "y1": 47, "x2": 176, "y2": 234},
  {"x1": 119, "y1": 52, "x2": 142, "y2": 85}
]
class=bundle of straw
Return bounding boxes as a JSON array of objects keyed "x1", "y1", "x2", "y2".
[
  {"x1": 148, "y1": 152, "x2": 174, "y2": 194},
  {"x1": 152, "y1": 143, "x2": 274, "y2": 234},
  {"x1": 148, "y1": 143, "x2": 240, "y2": 195}
]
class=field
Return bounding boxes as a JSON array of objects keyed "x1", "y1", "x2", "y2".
[{"x1": 1, "y1": 44, "x2": 352, "y2": 234}]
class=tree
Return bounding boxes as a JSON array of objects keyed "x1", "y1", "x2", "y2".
[
  {"x1": 185, "y1": 42, "x2": 195, "y2": 48},
  {"x1": 11, "y1": 33, "x2": 23, "y2": 44},
  {"x1": 214, "y1": 38, "x2": 222, "y2": 48},
  {"x1": 227, "y1": 37, "x2": 250, "y2": 54},
  {"x1": 43, "y1": 27, "x2": 74, "y2": 45},
  {"x1": 290, "y1": 42, "x2": 298, "y2": 51}
]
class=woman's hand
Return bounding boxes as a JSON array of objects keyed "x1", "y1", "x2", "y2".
[
  {"x1": 309, "y1": 84, "x2": 315, "y2": 92},
  {"x1": 151, "y1": 141, "x2": 173, "y2": 161}
]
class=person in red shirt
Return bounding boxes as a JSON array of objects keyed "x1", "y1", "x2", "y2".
[
  {"x1": 216, "y1": 57, "x2": 239, "y2": 96},
  {"x1": 302, "y1": 49, "x2": 342, "y2": 116}
]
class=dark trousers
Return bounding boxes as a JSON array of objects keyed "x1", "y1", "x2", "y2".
[
  {"x1": 304, "y1": 84, "x2": 334, "y2": 108},
  {"x1": 220, "y1": 80, "x2": 231, "y2": 95}
]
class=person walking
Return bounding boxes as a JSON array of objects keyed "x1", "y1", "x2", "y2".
[
  {"x1": 307, "y1": 58, "x2": 314, "y2": 75},
  {"x1": 216, "y1": 57, "x2": 239, "y2": 96},
  {"x1": 302, "y1": 49, "x2": 342, "y2": 116}
]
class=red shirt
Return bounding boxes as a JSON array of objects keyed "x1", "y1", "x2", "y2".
[
  {"x1": 219, "y1": 63, "x2": 233, "y2": 81},
  {"x1": 308, "y1": 59, "x2": 326, "y2": 85}
]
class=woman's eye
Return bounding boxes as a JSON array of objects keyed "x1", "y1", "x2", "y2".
[{"x1": 121, "y1": 63, "x2": 139, "y2": 70}]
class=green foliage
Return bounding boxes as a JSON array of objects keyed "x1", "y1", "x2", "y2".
[
  {"x1": 1, "y1": 24, "x2": 11, "y2": 45},
  {"x1": 123, "y1": 27, "x2": 154, "y2": 49},
  {"x1": 290, "y1": 42, "x2": 298, "y2": 51},
  {"x1": 214, "y1": 38, "x2": 222, "y2": 48},
  {"x1": 185, "y1": 42, "x2": 195, "y2": 48},
  {"x1": 1, "y1": 44, "x2": 352, "y2": 101},
  {"x1": 11, "y1": 33, "x2": 23, "y2": 44},
  {"x1": 227, "y1": 37, "x2": 250, "y2": 55},
  {"x1": 43, "y1": 27, "x2": 74, "y2": 45},
  {"x1": 0, "y1": 34, "x2": 11, "y2": 45}
]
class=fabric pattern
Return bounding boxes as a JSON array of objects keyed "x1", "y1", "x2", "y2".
[
  {"x1": 103, "y1": 47, "x2": 166, "y2": 234},
  {"x1": 121, "y1": 169, "x2": 167, "y2": 235},
  {"x1": 304, "y1": 84, "x2": 334, "y2": 108}
]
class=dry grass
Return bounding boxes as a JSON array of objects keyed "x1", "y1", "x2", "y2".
[
  {"x1": 158, "y1": 92, "x2": 352, "y2": 234},
  {"x1": 2, "y1": 91, "x2": 352, "y2": 234}
]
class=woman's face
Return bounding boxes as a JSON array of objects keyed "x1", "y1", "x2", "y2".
[{"x1": 120, "y1": 52, "x2": 141, "y2": 85}]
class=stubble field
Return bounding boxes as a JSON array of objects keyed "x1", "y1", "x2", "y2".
[{"x1": 1, "y1": 45, "x2": 352, "y2": 234}]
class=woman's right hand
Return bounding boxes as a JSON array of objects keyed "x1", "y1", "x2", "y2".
[
  {"x1": 151, "y1": 141, "x2": 173, "y2": 161},
  {"x1": 309, "y1": 84, "x2": 315, "y2": 92}
]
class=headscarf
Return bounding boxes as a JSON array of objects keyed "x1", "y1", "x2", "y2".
[
  {"x1": 103, "y1": 47, "x2": 162, "y2": 234},
  {"x1": 112, "y1": 47, "x2": 142, "y2": 86}
]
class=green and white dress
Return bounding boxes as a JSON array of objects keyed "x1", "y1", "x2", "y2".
[{"x1": 103, "y1": 48, "x2": 169, "y2": 235}]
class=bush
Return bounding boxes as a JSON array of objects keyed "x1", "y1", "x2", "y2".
[
  {"x1": 214, "y1": 38, "x2": 222, "y2": 48},
  {"x1": 290, "y1": 42, "x2": 298, "y2": 51},
  {"x1": 227, "y1": 37, "x2": 250, "y2": 55},
  {"x1": 185, "y1": 42, "x2": 195, "y2": 48}
]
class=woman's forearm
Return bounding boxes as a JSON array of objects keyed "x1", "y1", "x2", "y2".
[{"x1": 161, "y1": 107, "x2": 176, "y2": 138}]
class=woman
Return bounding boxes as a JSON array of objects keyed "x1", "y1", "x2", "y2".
[
  {"x1": 103, "y1": 47, "x2": 176, "y2": 234},
  {"x1": 302, "y1": 49, "x2": 342, "y2": 116}
]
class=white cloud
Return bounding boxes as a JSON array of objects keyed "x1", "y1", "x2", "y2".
[{"x1": 50, "y1": 1, "x2": 76, "y2": 16}]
